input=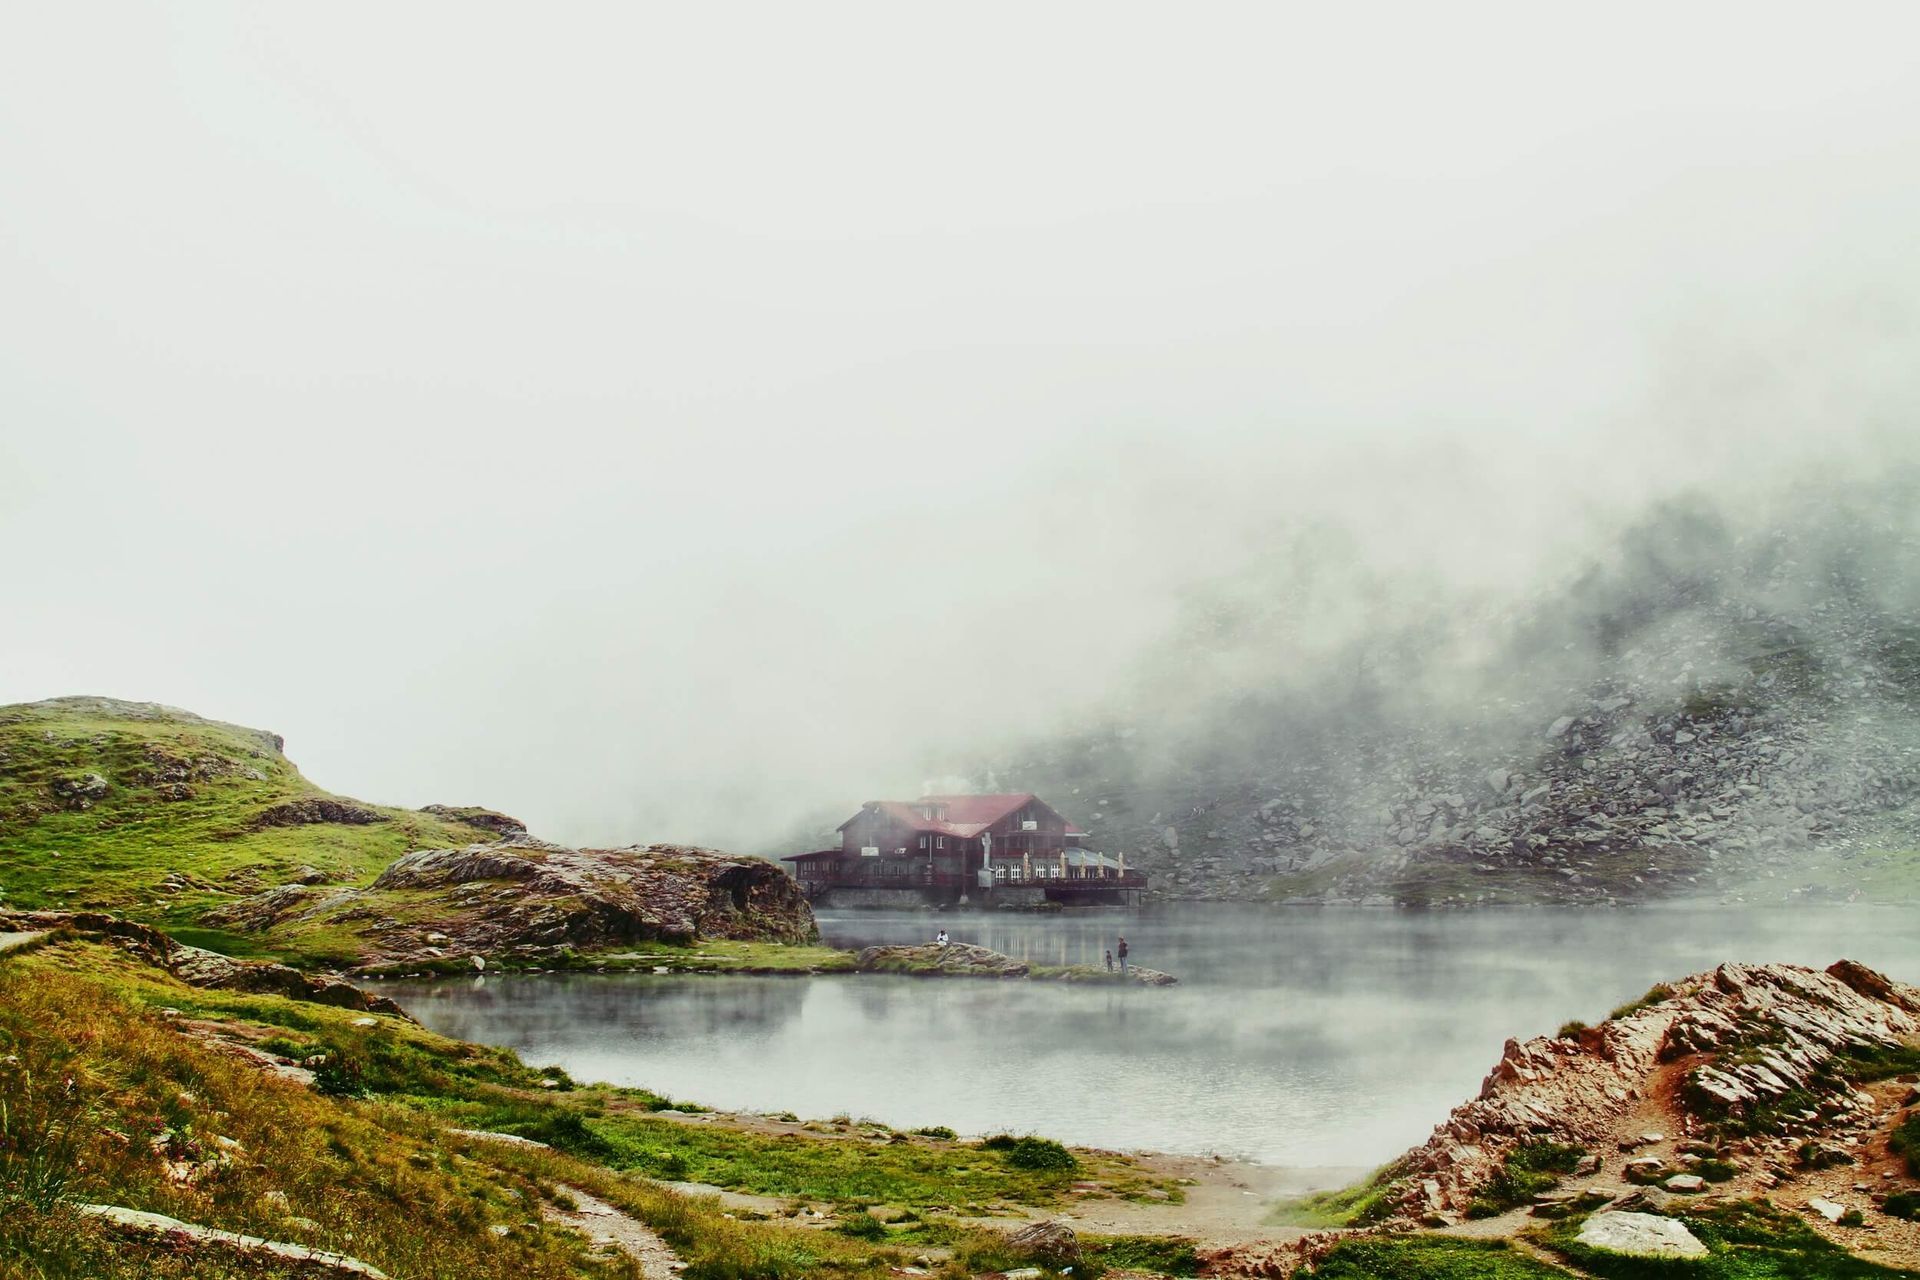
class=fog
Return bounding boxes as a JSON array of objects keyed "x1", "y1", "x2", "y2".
[
  {"x1": 4, "y1": 5, "x2": 1919, "y2": 850},
  {"x1": 378, "y1": 905, "x2": 1920, "y2": 1165}
]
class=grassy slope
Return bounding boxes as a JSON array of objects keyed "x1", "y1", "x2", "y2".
[
  {"x1": 0, "y1": 938, "x2": 1181, "y2": 1279},
  {"x1": 0, "y1": 699, "x2": 495, "y2": 932}
]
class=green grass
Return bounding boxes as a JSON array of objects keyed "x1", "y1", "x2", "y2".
[
  {"x1": 1546, "y1": 1199, "x2": 1920, "y2": 1279},
  {"x1": 569, "y1": 1115, "x2": 1156, "y2": 1210},
  {"x1": 1893, "y1": 1109, "x2": 1919, "y2": 1177},
  {"x1": 0, "y1": 700, "x2": 498, "y2": 942},
  {"x1": 1083, "y1": 1233, "x2": 1202, "y2": 1276},
  {"x1": 0, "y1": 946, "x2": 637, "y2": 1279},
  {"x1": 1269, "y1": 1161, "x2": 1409, "y2": 1228},
  {"x1": 1465, "y1": 1142, "x2": 1587, "y2": 1219},
  {"x1": 1304, "y1": 1236, "x2": 1567, "y2": 1278},
  {"x1": 1833, "y1": 1041, "x2": 1920, "y2": 1084},
  {"x1": 2, "y1": 937, "x2": 1178, "y2": 1279}
]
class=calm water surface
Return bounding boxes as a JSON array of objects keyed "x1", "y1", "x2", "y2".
[{"x1": 374, "y1": 906, "x2": 1920, "y2": 1167}]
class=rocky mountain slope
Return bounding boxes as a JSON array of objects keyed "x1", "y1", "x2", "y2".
[
  {"x1": 1218, "y1": 958, "x2": 1920, "y2": 1276},
  {"x1": 982, "y1": 474, "x2": 1920, "y2": 906},
  {"x1": 0, "y1": 697, "x2": 814, "y2": 968}
]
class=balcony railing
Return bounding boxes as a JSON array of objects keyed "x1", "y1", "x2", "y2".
[{"x1": 798, "y1": 867, "x2": 1145, "y2": 890}]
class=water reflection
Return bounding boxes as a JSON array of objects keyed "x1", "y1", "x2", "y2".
[{"x1": 374, "y1": 905, "x2": 1920, "y2": 1167}]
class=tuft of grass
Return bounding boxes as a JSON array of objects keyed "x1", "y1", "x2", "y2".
[
  {"x1": 980, "y1": 1134, "x2": 1077, "y2": 1172},
  {"x1": 1558, "y1": 1020, "x2": 1590, "y2": 1040},
  {"x1": 1083, "y1": 1233, "x2": 1202, "y2": 1277},
  {"x1": 1609, "y1": 983, "x2": 1675, "y2": 1021},
  {"x1": 1694, "y1": 1157, "x2": 1739, "y2": 1182},
  {"x1": 1465, "y1": 1142, "x2": 1587, "y2": 1219},
  {"x1": 1269, "y1": 1161, "x2": 1409, "y2": 1228},
  {"x1": 1892, "y1": 1110, "x2": 1919, "y2": 1177},
  {"x1": 1884, "y1": 1189, "x2": 1920, "y2": 1221}
]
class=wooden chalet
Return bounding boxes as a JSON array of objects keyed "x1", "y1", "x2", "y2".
[{"x1": 783, "y1": 793, "x2": 1145, "y2": 907}]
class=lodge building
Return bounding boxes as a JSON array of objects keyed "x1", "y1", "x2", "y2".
[{"x1": 782, "y1": 793, "x2": 1144, "y2": 907}]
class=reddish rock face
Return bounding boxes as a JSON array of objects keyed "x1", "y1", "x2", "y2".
[{"x1": 1376, "y1": 960, "x2": 1920, "y2": 1224}]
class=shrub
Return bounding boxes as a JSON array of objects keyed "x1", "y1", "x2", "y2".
[
  {"x1": 985, "y1": 1135, "x2": 1077, "y2": 1172},
  {"x1": 1884, "y1": 1190, "x2": 1920, "y2": 1221},
  {"x1": 1557, "y1": 1021, "x2": 1590, "y2": 1040},
  {"x1": 1694, "y1": 1157, "x2": 1739, "y2": 1182},
  {"x1": 911, "y1": 1126, "x2": 956, "y2": 1140},
  {"x1": 1796, "y1": 1141, "x2": 1853, "y2": 1170},
  {"x1": 1893, "y1": 1111, "x2": 1919, "y2": 1177},
  {"x1": 836, "y1": 1211, "x2": 888, "y2": 1240}
]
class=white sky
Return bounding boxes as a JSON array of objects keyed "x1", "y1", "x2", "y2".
[{"x1": 5, "y1": 4, "x2": 1919, "y2": 848}]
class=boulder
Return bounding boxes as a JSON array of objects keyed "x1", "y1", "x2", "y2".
[
  {"x1": 1575, "y1": 1211, "x2": 1708, "y2": 1258},
  {"x1": 1664, "y1": 1174, "x2": 1705, "y2": 1193},
  {"x1": 49, "y1": 773, "x2": 110, "y2": 810},
  {"x1": 1004, "y1": 1220, "x2": 1081, "y2": 1267}
]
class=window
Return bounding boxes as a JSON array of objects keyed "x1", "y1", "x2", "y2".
[
  {"x1": 936, "y1": 837, "x2": 947, "y2": 850},
  {"x1": 918, "y1": 835, "x2": 929, "y2": 850}
]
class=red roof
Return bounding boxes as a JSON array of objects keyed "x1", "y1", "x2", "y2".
[
  {"x1": 835, "y1": 793, "x2": 1066, "y2": 840},
  {"x1": 915, "y1": 793, "x2": 1035, "y2": 827}
]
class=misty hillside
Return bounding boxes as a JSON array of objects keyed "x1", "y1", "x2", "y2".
[{"x1": 984, "y1": 467, "x2": 1920, "y2": 906}]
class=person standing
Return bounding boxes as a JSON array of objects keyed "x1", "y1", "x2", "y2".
[
  {"x1": 1104, "y1": 949, "x2": 1114, "y2": 972},
  {"x1": 1116, "y1": 935, "x2": 1129, "y2": 975}
]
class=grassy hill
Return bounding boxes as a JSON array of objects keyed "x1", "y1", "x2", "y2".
[
  {"x1": 0, "y1": 930, "x2": 1182, "y2": 1279},
  {"x1": 0, "y1": 696, "x2": 500, "y2": 940}
]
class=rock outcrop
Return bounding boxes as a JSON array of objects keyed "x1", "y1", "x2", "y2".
[
  {"x1": 1374, "y1": 960, "x2": 1920, "y2": 1223},
  {"x1": 208, "y1": 839, "x2": 819, "y2": 966},
  {"x1": 420, "y1": 804, "x2": 528, "y2": 839},
  {"x1": 854, "y1": 943, "x2": 1031, "y2": 978},
  {"x1": 253, "y1": 798, "x2": 387, "y2": 828},
  {"x1": 0, "y1": 911, "x2": 408, "y2": 1017}
]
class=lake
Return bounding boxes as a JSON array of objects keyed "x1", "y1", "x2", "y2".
[{"x1": 373, "y1": 905, "x2": 1920, "y2": 1168}]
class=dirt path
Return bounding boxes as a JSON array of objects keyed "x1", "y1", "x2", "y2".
[
  {"x1": 0, "y1": 931, "x2": 46, "y2": 957},
  {"x1": 544, "y1": 1185, "x2": 684, "y2": 1279},
  {"x1": 964, "y1": 1156, "x2": 1364, "y2": 1246}
]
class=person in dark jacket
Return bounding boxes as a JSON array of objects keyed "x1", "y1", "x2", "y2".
[{"x1": 1116, "y1": 936, "x2": 1129, "y2": 975}]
